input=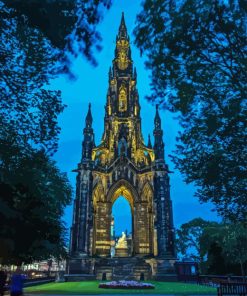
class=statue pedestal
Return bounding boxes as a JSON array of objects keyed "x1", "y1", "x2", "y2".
[{"x1": 115, "y1": 247, "x2": 128, "y2": 257}]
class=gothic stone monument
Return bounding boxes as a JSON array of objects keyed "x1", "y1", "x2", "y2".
[{"x1": 67, "y1": 13, "x2": 176, "y2": 281}]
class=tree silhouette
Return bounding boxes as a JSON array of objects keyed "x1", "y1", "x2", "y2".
[
  {"x1": 134, "y1": 0, "x2": 247, "y2": 223},
  {"x1": 0, "y1": 0, "x2": 112, "y2": 263}
]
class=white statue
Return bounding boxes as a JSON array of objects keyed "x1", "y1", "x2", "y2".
[{"x1": 115, "y1": 232, "x2": 127, "y2": 249}]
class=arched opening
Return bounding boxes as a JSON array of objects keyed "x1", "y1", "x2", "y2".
[
  {"x1": 111, "y1": 196, "x2": 132, "y2": 257},
  {"x1": 92, "y1": 180, "x2": 142, "y2": 257}
]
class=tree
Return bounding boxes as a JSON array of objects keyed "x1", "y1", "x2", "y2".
[
  {"x1": 134, "y1": 0, "x2": 247, "y2": 223},
  {"x1": 200, "y1": 223, "x2": 247, "y2": 276},
  {"x1": 221, "y1": 224, "x2": 247, "y2": 276},
  {"x1": 0, "y1": 150, "x2": 72, "y2": 265},
  {"x1": 0, "y1": 0, "x2": 111, "y2": 263},
  {"x1": 177, "y1": 219, "x2": 247, "y2": 275},
  {"x1": 0, "y1": 0, "x2": 112, "y2": 154},
  {"x1": 2, "y1": 0, "x2": 112, "y2": 68},
  {"x1": 0, "y1": 2, "x2": 65, "y2": 153},
  {"x1": 176, "y1": 218, "x2": 216, "y2": 269}
]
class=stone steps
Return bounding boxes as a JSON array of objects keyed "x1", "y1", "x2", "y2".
[{"x1": 94, "y1": 257, "x2": 152, "y2": 281}]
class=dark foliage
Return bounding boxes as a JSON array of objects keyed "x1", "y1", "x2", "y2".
[
  {"x1": 0, "y1": 149, "x2": 72, "y2": 265},
  {"x1": 0, "y1": 0, "x2": 112, "y2": 263},
  {"x1": 176, "y1": 218, "x2": 216, "y2": 271},
  {"x1": 177, "y1": 218, "x2": 247, "y2": 275},
  {"x1": 0, "y1": 2, "x2": 64, "y2": 153},
  {"x1": 203, "y1": 223, "x2": 247, "y2": 276},
  {"x1": 3, "y1": 0, "x2": 112, "y2": 69},
  {"x1": 134, "y1": 0, "x2": 247, "y2": 223},
  {"x1": 0, "y1": 0, "x2": 112, "y2": 154}
]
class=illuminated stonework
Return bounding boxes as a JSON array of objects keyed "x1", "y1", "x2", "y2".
[
  {"x1": 68, "y1": 13, "x2": 176, "y2": 279},
  {"x1": 116, "y1": 39, "x2": 130, "y2": 70},
  {"x1": 118, "y1": 84, "x2": 127, "y2": 112}
]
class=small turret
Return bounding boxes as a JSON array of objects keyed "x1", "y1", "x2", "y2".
[
  {"x1": 154, "y1": 104, "x2": 161, "y2": 129},
  {"x1": 108, "y1": 66, "x2": 112, "y2": 82},
  {"x1": 82, "y1": 103, "x2": 95, "y2": 161},
  {"x1": 85, "y1": 103, "x2": 93, "y2": 127},
  {"x1": 153, "y1": 105, "x2": 165, "y2": 160}
]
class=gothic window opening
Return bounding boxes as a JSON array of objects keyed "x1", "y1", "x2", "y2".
[
  {"x1": 118, "y1": 137, "x2": 127, "y2": 156},
  {"x1": 111, "y1": 196, "x2": 132, "y2": 257}
]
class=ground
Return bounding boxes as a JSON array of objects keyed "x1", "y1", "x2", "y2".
[{"x1": 25, "y1": 281, "x2": 216, "y2": 295}]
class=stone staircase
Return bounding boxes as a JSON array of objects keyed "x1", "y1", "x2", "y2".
[
  {"x1": 95, "y1": 257, "x2": 152, "y2": 281},
  {"x1": 113, "y1": 262, "x2": 135, "y2": 280},
  {"x1": 65, "y1": 255, "x2": 96, "y2": 281}
]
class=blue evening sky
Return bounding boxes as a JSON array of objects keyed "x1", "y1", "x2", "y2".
[{"x1": 51, "y1": 0, "x2": 219, "y2": 232}]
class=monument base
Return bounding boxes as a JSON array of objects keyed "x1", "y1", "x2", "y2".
[
  {"x1": 115, "y1": 247, "x2": 128, "y2": 257},
  {"x1": 66, "y1": 255, "x2": 177, "y2": 281},
  {"x1": 147, "y1": 256, "x2": 178, "y2": 281},
  {"x1": 65, "y1": 253, "x2": 96, "y2": 281}
]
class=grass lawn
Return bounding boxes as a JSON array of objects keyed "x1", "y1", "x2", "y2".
[{"x1": 25, "y1": 281, "x2": 216, "y2": 295}]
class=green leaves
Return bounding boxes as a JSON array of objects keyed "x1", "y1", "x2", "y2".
[
  {"x1": 176, "y1": 218, "x2": 214, "y2": 263},
  {"x1": 0, "y1": 0, "x2": 113, "y2": 265},
  {"x1": 177, "y1": 219, "x2": 247, "y2": 275},
  {"x1": 134, "y1": 0, "x2": 247, "y2": 223},
  {"x1": 201, "y1": 223, "x2": 247, "y2": 275},
  {"x1": 0, "y1": 150, "x2": 72, "y2": 265}
]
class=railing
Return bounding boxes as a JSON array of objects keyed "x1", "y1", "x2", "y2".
[
  {"x1": 198, "y1": 275, "x2": 247, "y2": 287},
  {"x1": 217, "y1": 282, "x2": 247, "y2": 296},
  {"x1": 178, "y1": 274, "x2": 246, "y2": 284}
]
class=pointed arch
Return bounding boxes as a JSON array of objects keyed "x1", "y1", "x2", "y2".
[
  {"x1": 107, "y1": 179, "x2": 139, "y2": 210},
  {"x1": 141, "y1": 181, "x2": 153, "y2": 202}
]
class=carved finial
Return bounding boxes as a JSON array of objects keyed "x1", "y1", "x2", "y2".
[{"x1": 86, "y1": 102, "x2": 92, "y2": 126}]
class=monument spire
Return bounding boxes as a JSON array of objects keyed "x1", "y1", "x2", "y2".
[
  {"x1": 82, "y1": 103, "x2": 95, "y2": 161},
  {"x1": 153, "y1": 105, "x2": 165, "y2": 160},
  {"x1": 117, "y1": 12, "x2": 128, "y2": 40}
]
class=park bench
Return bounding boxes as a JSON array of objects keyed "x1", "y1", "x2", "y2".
[{"x1": 217, "y1": 282, "x2": 247, "y2": 296}]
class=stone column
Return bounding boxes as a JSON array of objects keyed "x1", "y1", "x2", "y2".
[
  {"x1": 154, "y1": 172, "x2": 174, "y2": 257},
  {"x1": 94, "y1": 201, "x2": 111, "y2": 257},
  {"x1": 135, "y1": 201, "x2": 150, "y2": 255}
]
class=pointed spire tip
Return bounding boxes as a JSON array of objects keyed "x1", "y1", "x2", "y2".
[
  {"x1": 118, "y1": 11, "x2": 128, "y2": 39},
  {"x1": 121, "y1": 12, "x2": 125, "y2": 22}
]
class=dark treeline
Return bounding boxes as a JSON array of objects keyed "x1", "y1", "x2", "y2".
[
  {"x1": 0, "y1": 0, "x2": 111, "y2": 265},
  {"x1": 134, "y1": 0, "x2": 247, "y2": 224},
  {"x1": 134, "y1": 0, "x2": 246, "y2": 276}
]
